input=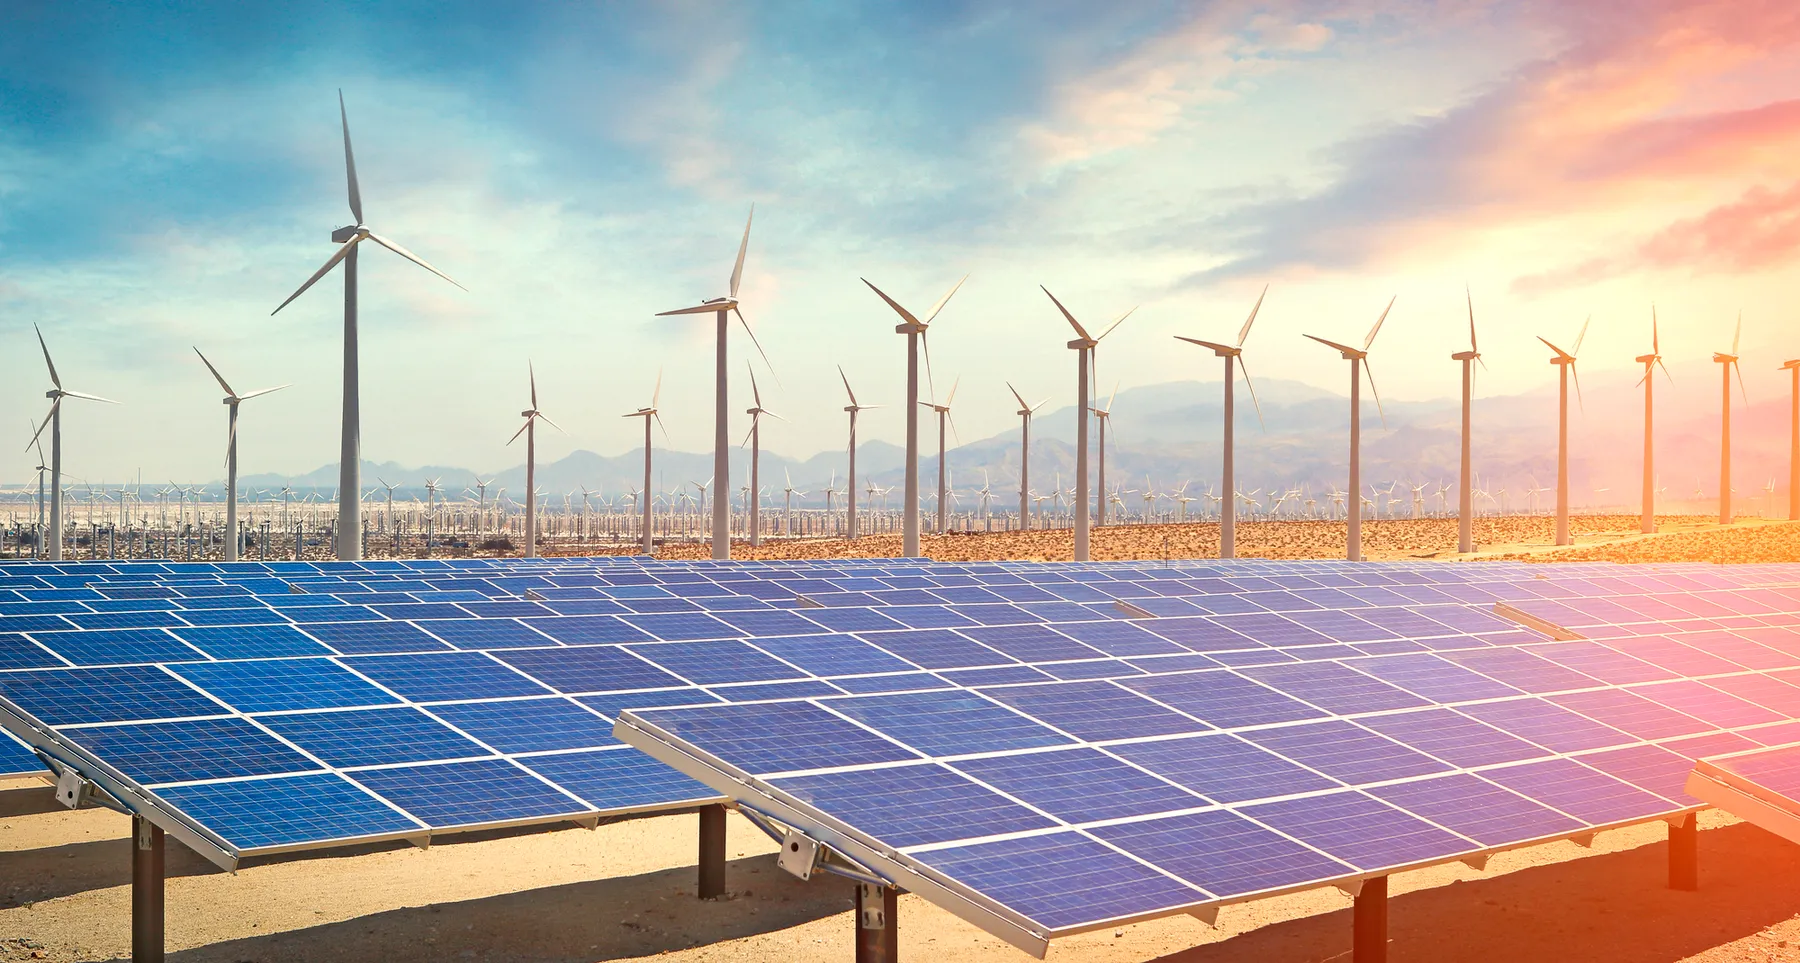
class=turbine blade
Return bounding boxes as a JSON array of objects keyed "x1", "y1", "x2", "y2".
[
  {"x1": 34, "y1": 324, "x2": 60, "y2": 389},
  {"x1": 237, "y1": 384, "x2": 292, "y2": 401},
  {"x1": 27, "y1": 399, "x2": 59, "y2": 450},
  {"x1": 947, "y1": 376, "x2": 960, "y2": 407},
  {"x1": 1237, "y1": 356, "x2": 1266, "y2": 431},
  {"x1": 1573, "y1": 315, "x2": 1590, "y2": 356},
  {"x1": 1364, "y1": 358, "x2": 1387, "y2": 428},
  {"x1": 363, "y1": 232, "x2": 467, "y2": 291},
  {"x1": 1572, "y1": 361, "x2": 1585, "y2": 413},
  {"x1": 1652, "y1": 305, "x2": 1660, "y2": 355},
  {"x1": 529, "y1": 361, "x2": 538, "y2": 409},
  {"x1": 733, "y1": 307, "x2": 778, "y2": 385},
  {"x1": 1736, "y1": 360, "x2": 1748, "y2": 405},
  {"x1": 193, "y1": 347, "x2": 236, "y2": 396},
  {"x1": 507, "y1": 419, "x2": 530, "y2": 446},
  {"x1": 272, "y1": 236, "x2": 361, "y2": 315},
  {"x1": 741, "y1": 421, "x2": 756, "y2": 449},
  {"x1": 1658, "y1": 357, "x2": 1673, "y2": 385},
  {"x1": 922, "y1": 329, "x2": 936, "y2": 402},
  {"x1": 1537, "y1": 336, "x2": 1573, "y2": 360},
  {"x1": 1238, "y1": 283, "x2": 1268, "y2": 347},
  {"x1": 1006, "y1": 380, "x2": 1028, "y2": 410},
  {"x1": 948, "y1": 410, "x2": 961, "y2": 446},
  {"x1": 654, "y1": 412, "x2": 670, "y2": 442},
  {"x1": 1733, "y1": 313, "x2": 1742, "y2": 357},
  {"x1": 61, "y1": 390, "x2": 118, "y2": 404},
  {"x1": 747, "y1": 360, "x2": 761, "y2": 408},
  {"x1": 339, "y1": 89, "x2": 363, "y2": 225},
  {"x1": 730, "y1": 203, "x2": 754, "y2": 298},
  {"x1": 538, "y1": 412, "x2": 565, "y2": 434},
  {"x1": 1465, "y1": 284, "x2": 1477, "y2": 354},
  {"x1": 924, "y1": 274, "x2": 967, "y2": 324},
  {"x1": 652, "y1": 368, "x2": 663, "y2": 408},
  {"x1": 1040, "y1": 286, "x2": 1091, "y2": 341},
  {"x1": 1096, "y1": 306, "x2": 1135, "y2": 342},
  {"x1": 1304, "y1": 334, "x2": 1358, "y2": 354},
  {"x1": 1364, "y1": 295, "x2": 1396, "y2": 351},
  {"x1": 862, "y1": 278, "x2": 922, "y2": 327}
]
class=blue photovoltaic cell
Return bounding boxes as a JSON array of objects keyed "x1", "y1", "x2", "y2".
[
  {"x1": 28, "y1": 628, "x2": 201, "y2": 667},
  {"x1": 936, "y1": 666, "x2": 1053, "y2": 687},
  {"x1": 578, "y1": 688, "x2": 722, "y2": 729},
  {"x1": 621, "y1": 612, "x2": 737, "y2": 641},
  {"x1": 1578, "y1": 744, "x2": 1705, "y2": 803},
  {"x1": 1456, "y1": 698, "x2": 1632, "y2": 753},
  {"x1": 428, "y1": 699, "x2": 619, "y2": 753},
  {"x1": 0, "y1": 633, "x2": 61, "y2": 670},
  {"x1": 953, "y1": 747, "x2": 1204, "y2": 822},
  {"x1": 173, "y1": 606, "x2": 291, "y2": 627},
  {"x1": 708, "y1": 679, "x2": 845, "y2": 701},
  {"x1": 1438, "y1": 648, "x2": 1601, "y2": 693},
  {"x1": 749, "y1": 634, "x2": 917, "y2": 676},
  {"x1": 522, "y1": 748, "x2": 721, "y2": 810},
  {"x1": 627, "y1": 701, "x2": 920, "y2": 774},
  {"x1": 1608, "y1": 637, "x2": 1744, "y2": 677},
  {"x1": 1547, "y1": 689, "x2": 1709, "y2": 740},
  {"x1": 795, "y1": 607, "x2": 908, "y2": 633},
  {"x1": 495, "y1": 645, "x2": 686, "y2": 694},
  {"x1": 1706, "y1": 674, "x2": 1800, "y2": 717},
  {"x1": 172, "y1": 659, "x2": 399, "y2": 713},
  {"x1": 1239, "y1": 662, "x2": 1430, "y2": 715},
  {"x1": 1354, "y1": 708, "x2": 1548, "y2": 769},
  {"x1": 423, "y1": 619, "x2": 555, "y2": 651},
  {"x1": 1110, "y1": 733, "x2": 1339, "y2": 803},
  {"x1": 1243, "y1": 790, "x2": 1472, "y2": 871},
  {"x1": 857, "y1": 628, "x2": 1013, "y2": 670},
  {"x1": 64, "y1": 717, "x2": 317, "y2": 785},
  {"x1": 977, "y1": 681, "x2": 1206, "y2": 741},
  {"x1": 157, "y1": 772, "x2": 420, "y2": 849},
  {"x1": 260, "y1": 706, "x2": 491, "y2": 767},
  {"x1": 909, "y1": 831, "x2": 1201, "y2": 930},
  {"x1": 1368, "y1": 773, "x2": 1582, "y2": 846},
  {"x1": 0, "y1": 664, "x2": 224, "y2": 725},
  {"x1": 341, "y1": 652, "x2": 554, "y2": 702},
  {"x1": 1092, "y1": 808, "x2": 1353, "y2": 898},
  {"x1": 1479, "y1": 758, "x2": 1675, "y2": 823},
  {"x1": 1528, "y1": 641, "x2": 1676, "y2": 684},
  {"x1": 1121, "y1": 670, "x2": 1327, "y2": 729},
  {"x1": 624, "y1": 640, "x2": 807, "y2": 686},
  {"x1": 825, "y1": 690, "x2": 1074, "y2": 757},
  {"x1": 64, "y1": 609, "x2": 188, "y2": 630},
  {"x1": 171, "y1": 624, "x2": 332, "y2": 660},
  {"x1": 1631, "y1": 680, "x2": 1785, "y2": 729},
  {"x1": 455, "y1": 600, "x2": 554, "y2": 619},
  {"x1": 828, "y1": 673, "x2": 948, "y2": 694},
  {"x1": 773, "y1": 763, "x2": 1057, "y2": 848},
  {"x1": 960, "y1": 625, "x2": 1103, "y2": 663},
  {"x1": 1055, "y1": 621, "x2": 1187, "y2": 656},
  {"x1": 1342, "y1": 653, "x2": 1523, "y2": 703},
  {"x1": 352, "y1": 758, "x2": 588, "y2": 828},
  {"x1": 1239, "y1": 720, "x2": 1450, "y2": 784},
  {"x1": 1139, "y1": 617, "x2": 1259, "y2": 652},
  {"x1": 1, "y1": 731, "x2": 38, "y2": 775},
  {"x1": 878, "y1": 606, "x2": 982, "y2": 630},
  {"x1": 1710, "y1": 744, "x2": 1800, "y2": 797},
  {"x1": 522, "y1": 615, "x2": 655, "y2": 645},
  {"x1": 299, "y1": 621, "x2": 452, "y2": 655},
  {"x1": 710, "y1": 609, "x2": 825, "y2": 638}
]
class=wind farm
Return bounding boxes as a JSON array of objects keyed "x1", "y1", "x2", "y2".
[{"x1": 8, "y1": 12, "x2": 1800, "y2": 963}]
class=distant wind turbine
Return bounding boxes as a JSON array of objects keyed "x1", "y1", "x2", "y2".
[
  {"x1": 194, "y1": 348, "x2": 290, "y2": 562},
  {"x1": 1785, "y1": 357, "x2": 1800, "y2": 520},
  {"x1": 657, "y1": 206, "x2": 769, "y2": 560},
  {"x1": 921, "y1": 377, "x2": 961, "y2": 535},
  {"x1": 1453, "y1": 287, "x2": 1484, "y2": 553},
  {"x1": 271, "y1": 90, "x2": 465, "y2": 561},
  {"x1": 1715, "y1": 315, "x2": 1747, "y2": 525},
  {"x1": 1635, "y1": 308, "x2": 1671, "y2": 534},
  {"x1": 863, "y1": 275, "x2": 968, "y2": 558},
  {"x1": 1538, "y1": 316, "x2": 1590, "y2": 546},
  {"x1": 838, "y1": 366, "x2": 881, "y2": 541},
  {"x1": 622, "y1": 370, "x2": 667, "y2": 555},
  {"x1": 1007, "y1": 382, "x2": 1048, "y2": 530},
  {"x1": 741, "y1": 363, "x2": 782, "y2": 548},
  {"x1": 29, "y1": 326, "x2": 118, "y2": 562},
  {"x1": 1176, "y1": 284, "x2": 1266, "y2": 559},
  {"x1": 507, "y1": 363, "x2": 562, "y2": 558},
  {"x1": 1090, "y1": 381, "x2": 1120, "y2": 527},
  {"x1": 1305, "y1": 297, "x2": 1394, "y2": 561},
  {"x1": 1042, "y1": 287, "x2": 1133, "y2": 562}
]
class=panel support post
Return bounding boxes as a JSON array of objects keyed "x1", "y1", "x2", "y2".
[
  {"x1": 132, "y1": 815, "x2": 165, "y2": 963},
  {"x1": 698, "y1": 803, "x2": 727, "y2": 899},
  {"x1": 1669, "y1": 814, "x2": 1698, "y2": 891},
  {"x1": 855, "y1": 883, "x2": 898, "y2": 963},
  {"x1": 1353, "y1": 874, "x2": 1387, "y2": 963}
]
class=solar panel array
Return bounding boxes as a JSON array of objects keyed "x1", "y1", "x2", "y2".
[
  {"x1": 611, "y1": 560, "x2": 1800, "y2": 949},
  {"x1": 1686, "y1": 741, "x2": 1800, "y2": 846},
  {"x1": 3, "y1": 556, "x2": 1798, "y2": 901}
]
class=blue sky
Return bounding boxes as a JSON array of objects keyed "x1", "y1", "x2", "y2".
[{"x1": 4, "y1": 1, "x2": 1799, "y2": 488}]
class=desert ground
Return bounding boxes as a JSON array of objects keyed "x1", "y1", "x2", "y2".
[{"x1": 7, "y1": 513, "x2": 1800, "y2": 963}]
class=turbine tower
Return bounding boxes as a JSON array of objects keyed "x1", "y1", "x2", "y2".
[
  {"x1": 838, "y1": 366, "x2": 881, "y2": 540},
  {"x1": 507, "y1": 363, "x2": 562, "y2": 558},
  {"x1": 622, "y1": 371, "x2": 665, "y2": 555},
  {"x1": 1453, "y1": 288, "x2": 1484, "y2": 554},
  {"x1": 1537, "y1": 317, "x2": 1589, "y2": 547},
  {"x1": 921, "y1": 378, "x2": 961, "y2": 535},
  {"x1": 1175, "y1": 285, "x2": 1266, "y2": 559},
  {"x1": 29, "y1": 326, "x2": 118, "y2": 562},
  {"x1": 1635, "y1": 309, "x2": 1670, "y2": 534},
  {"x1": 1305, "y1": 297, "x2": 1394, "y2": 562},
  {"x1": 1785, "y1": 357, "x2": 1800, "y2": 520},
  {"x1": 1090, "y1": 382, "x2": 1119, "y2": 527},
  {"x1": 1007, "y1": 383, "x2": 1047, "y2": 530},
  {"x1": 1715, "y1": 317, "x2": 1746, "y2": 525},
  {"x1": 195, "y1": 348, "x2": 290, "y2": 562},
  {"x1": 742, "y1": 364, "x2": 782, "y2": 548},
  {"x1": 1042, "y1": 287, "x2": 1133, "y2": 562},
  {"x1": 656, "y1": 206, "x2": 769, "y2": 561},
  {"x1": 272, "y1": 91, "x2": 465, "y2": 561},
  {"x1": 862, "y1": 275, "x2": 967, "y2": 558}
]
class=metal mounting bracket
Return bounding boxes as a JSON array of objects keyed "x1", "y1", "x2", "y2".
[
  {"x1": 777, "y1": 827, "x2": 822, "y2": 881},
  {"x1": 1112, "y1": 600, "x2": 1157, "y2": 619},
  {"x1": 793, "y1": 593, "x2": 824, "y2": 609},
  {"x1": 859, "y1": 883, "x2": 888, "y2": 929},
  {"x1": 55, "y1": 767, "x2": 91, "y2": 810},
  {"x1": 1337, "y1": 878, "x2": 1364, "y2": 900},
  {"x1": 1570, "y1": 832, "x2": 1595, "y2": 848},
  {"x1": 1189, "y1": 905, "x2": 1220, "y2": 927},
  {"x1": 1461, "y1": 854, "x2": 1489, "y2": 871}
]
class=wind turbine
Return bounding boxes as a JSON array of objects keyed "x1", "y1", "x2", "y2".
[
  {"x1": 656, "y1": 206, "x2": 769, "y2": 561},
  {"x1": 1538, "y1": 316, "x2": 1589, "y2": 547},
  {"x1": 1715, "y1": 316, "x2": 1747, "y2": 525},
  {"x1": 1175, "y1": 285, "x2": 1266, "y2": 559},
  {"x1": 741, "y1": 364, "x2": 782, "y2": 548},
  {"x1": 1785, "y1": 357, "x2": 1800, "y2": 520},
  {"x1": 1090, "y1": 381, "x2": 1120, "y2": 527},
  {"x1": 622, "y1": 370, "x2": 666, "y2": 555},
  {"x1": 194, "y1": 348, "x2": 290, "y2": 562},
  {"x1": 1042, "y1": 287, "x2": 1133, "y2": 561},
  {"x1": 1636, "y1": 309, "x2": 1671, "y2": 534},
  {"x1": 781, "y1": 470, "x2": 807, "y2": 537},
  {"x1": 271, "y1": 91, "x2": 465, "y2": 561},
  {"x1": 1305, "y1": 297, "x2": 1394, "y2": 562},
  {"x1": 1007, "y1": 382, "x2": 1049, "y2": 530},
  {"x1": 26, "y1": 425, "x2": 48, "y2": 557},
  {"x1": 1453, "y1": 287, "x2": 1484, "y2": 553},
  {"x1": 836, "y1": 366, "x2": 883, "y2": 540},
  {"x1": 921, "y1": 378, "x2": 961, "y2": 535},
  {"x1": 862, "y1": 275, "x2": 967, "y2": 557},
  {"x1": 507, "y1": 363, "x2": 562, "y2": 558},
  {"x1": 28, "y1": 326, "x2": 118, "y2": 562}
]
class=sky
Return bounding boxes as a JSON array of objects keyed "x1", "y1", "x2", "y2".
[{"x1": 3, "y1": 0, "x2": 1799, "y2": 490}]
